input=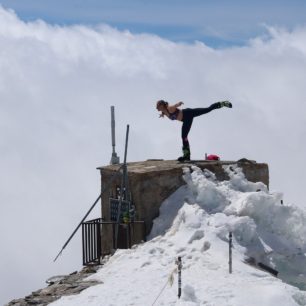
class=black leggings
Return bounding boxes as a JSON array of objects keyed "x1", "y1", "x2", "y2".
[{"x1": 181, "y1": 102, "x2": 221, "y2": 149}]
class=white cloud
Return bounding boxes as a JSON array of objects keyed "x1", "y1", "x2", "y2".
[{"x1": 1, "y1": 6, "x2": 306, "y2": 304}]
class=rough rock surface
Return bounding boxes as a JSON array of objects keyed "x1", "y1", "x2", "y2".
[{"x1": 6, "y1": 265, "x2": 102, "y2": 306}]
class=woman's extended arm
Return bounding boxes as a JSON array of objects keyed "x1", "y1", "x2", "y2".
[{"x1": 168, "y1": 101, "x2": 184, "y2": 112}]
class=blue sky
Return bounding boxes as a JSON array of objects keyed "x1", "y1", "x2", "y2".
[{"x1": 1, "y1": 0, "x2": 306, "y2": 47}]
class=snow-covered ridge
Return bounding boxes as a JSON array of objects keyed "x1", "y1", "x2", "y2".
[{"x1": 51, "y1": 165, "x2": 306, "y2": 306}]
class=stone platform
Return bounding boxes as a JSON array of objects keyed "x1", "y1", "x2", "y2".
[{"x1": 97, "y1": 159, "x2": 269, "y2": 254}]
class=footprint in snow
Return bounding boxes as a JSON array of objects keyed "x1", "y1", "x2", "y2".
[
  {"x1": 149, "y1": 247, "x2": 165, "y2": 255},
  {"x1": 201, "y1": 241, "x2": 211, "y2": 252},
  {"x1": 182, "y1": 284, "x2": 199, "y2": 303},
  {"x1": 140, "y1": 261, "x2": 151, "y2": 268},
  {"x1": 149, "y1": 248, "x2": 156, "y2": 254},
  {"x1": 188, "y1": 230, "x2": 205, "y2": 244},
  {"x1": 176, "y1": 247, "x2": 186, "y2": 253}
]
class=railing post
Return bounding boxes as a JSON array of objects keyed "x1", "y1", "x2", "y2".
[
  {"x1": 96, "y1": 221, "x2": 101, "y2": 264},
  {"x1": 82, "y1": 223, "x2": 85, "y2": 266}
]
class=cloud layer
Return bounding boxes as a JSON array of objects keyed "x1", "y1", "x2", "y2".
[{"x1": 1, "y1": 6, "x2": 306, "y2": 304}]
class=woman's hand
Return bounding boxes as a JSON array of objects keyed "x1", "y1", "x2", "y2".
[{"x1": 176, "y1": 101, "x2": 184, "y2": 107}]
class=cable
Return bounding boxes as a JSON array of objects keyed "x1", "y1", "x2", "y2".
[{"x1": 151, "y1": 267, "x2": 178, "y2": 306}]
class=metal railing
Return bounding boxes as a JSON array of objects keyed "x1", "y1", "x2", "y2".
[
  {"x1": 82, "y1": 218, "x2": 102, "y2": 265},
  {"x1": 82, "y1": 218, "x2": 146, "y2": 266}
]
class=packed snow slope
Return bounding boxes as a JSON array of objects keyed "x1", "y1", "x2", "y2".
[{"x1": 51, "y1": 165, "x2": 306, "y2": 306}]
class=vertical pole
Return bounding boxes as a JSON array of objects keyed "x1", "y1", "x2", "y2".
[
  {"x1": 82, "y1": 223, "x2": 85, "y2": 265},
  {"x1": 110, "y1": 106, "x2": 120, "y2": 165},
  {"x1": 229, "y1": 232, "x2": 233, "y2": 274},
  {"x1": 114, "y1": 125, "x2": 129, "y2": 249},
  {"x1": 111, "y1": 106, "x2": 115, "y2": 153},
  {"x1": 177, "y1": 256, "x2": 182, "y2": 298},
  {"x1": 97, "y1": 221, "x2": 102, "y2": 264},
  {"x1": 123, "y1": 125, "x2": 129, "y2": 164}
]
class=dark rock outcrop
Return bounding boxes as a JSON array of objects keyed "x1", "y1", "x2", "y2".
[{"x1": 6, "y1": 265, "x2": 102, "y2": 306}]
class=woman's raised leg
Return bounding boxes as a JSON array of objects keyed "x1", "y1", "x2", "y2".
[{"x1": 192, "y1": 101, "x2": 232, "y2": 118}]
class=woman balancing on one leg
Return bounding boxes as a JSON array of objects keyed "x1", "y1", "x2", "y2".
[{"x1": 156, "y1": 100, "x2": 232, "y2": 161}]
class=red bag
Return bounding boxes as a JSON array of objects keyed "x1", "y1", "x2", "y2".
[{"x1": 206, "y1": 154, "x2": 220, "y2": 161}]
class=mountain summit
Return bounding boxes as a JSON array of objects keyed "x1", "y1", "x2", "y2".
[{"x1": 49, "y1": 164, "x2": 306, "y2": 306}]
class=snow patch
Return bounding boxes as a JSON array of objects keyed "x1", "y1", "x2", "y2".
[{"x1": 50, "y1": 165, "x2": 306, "y2": 306}]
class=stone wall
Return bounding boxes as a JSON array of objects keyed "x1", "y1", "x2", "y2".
[{"x1": 97, "y1": 159, "x2": 269, "y2": 254}]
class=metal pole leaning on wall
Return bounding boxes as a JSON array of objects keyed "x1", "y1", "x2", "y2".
[
  {"x1": 229, "y1": 232, "x2": 233, "y2": 274},
  {"x1": 53, "y1": 164, "x2": 124, "y2": 262}
]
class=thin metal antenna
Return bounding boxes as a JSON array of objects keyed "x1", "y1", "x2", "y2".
[{"x1": 110, "y1": 106, "x2": 120, "y2": 165}]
